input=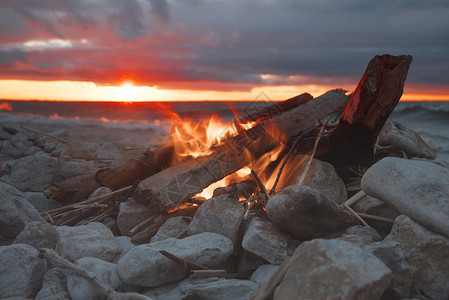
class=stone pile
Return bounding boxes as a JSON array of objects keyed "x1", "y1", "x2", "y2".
[{"x1": 1, "y1": 118, "x2": 449, "y2": 300}]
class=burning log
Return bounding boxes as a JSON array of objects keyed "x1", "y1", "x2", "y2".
[
  {"x1": 320, "y1": 54, "x2": 413, "y2": 166},
  {"x1": 44, "y1": 93, "x2": 313, "y2": 202},
  {"x1": 133, "y1": 89, "x2": 350, "y2": 211}
]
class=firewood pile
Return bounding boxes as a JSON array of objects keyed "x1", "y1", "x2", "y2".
[{"x1": 3, "y1": 54, "x2": 449, "y2": 299}]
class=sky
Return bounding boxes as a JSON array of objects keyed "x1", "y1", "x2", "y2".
[{"x1": 0, "y1": 0, "x2": 448, "y2": 101}]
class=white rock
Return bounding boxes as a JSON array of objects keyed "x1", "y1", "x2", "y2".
[
  {"x1": 0, "y1": 182, "x2": 45, "y2": 238},
  {"x1": 56, "y1": 222, "x2": 119, "y2": 262},
  {"x1": 250, "y1": 264, "x2": 280, "y2": 287},
  {"x1": 363, "y1": 241, "x2": 413, "y2": 298},
  {"x1": 0, "y1": 244, "x2": 47, "y2": 299},
  {"x1": 67, "y1": 257, "x2": 121, "y2": 300},
  {"x1": 14, "y1": 221, "x2": 58, "y2": 249},
  {"x1": 242, "y1": 217, "x2": 297, "y2": 265},
  {"x1": 384, "y1": 215, "x2": 449, "y2": 300},
  {"x1": 24, "y1": 191, "x2": 61, "y2": 213},
  {"x1": 151, "y1": 216, "x2": 190, "y2": 243},
  {"x1": 332, "y1": 225, "x2": 382, "y2": 247},
  {"x1": 189, "y1": 194, "x2": 244, "y2": 245},
  {"x1": 118, "y1": 232, "x2": 233, "y2": 287},
  {"x1": 35, "y1": 268, "x2": 70, "y2": 300},
  {"x1": 278, "y1": 154, "x2": 347, "y2": 204},
  {"x1": 113, "y1": 236, "x2": 136, "y2": 264},
  {"x1": 362, "y1": 157, "x2": 449, "y2": 238},
  {"x1": 379, "y1": 120, "x2": 436, "y2": 159},
  {"x1": 274, "y1": 239, "x2": 392, "y2": 300},
  {"x1": 117, "y1": 199, "x2": 154, "y2": 236},
  {"x1": 6, "y1": 155, "x2": 58, "y2": 192}
]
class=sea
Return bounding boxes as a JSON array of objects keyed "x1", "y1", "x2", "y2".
[{"x1": 1, "y1": 99, "x2": 448, "y2": 162}]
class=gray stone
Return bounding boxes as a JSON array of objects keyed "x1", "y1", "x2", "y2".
[
  {"x1": 151, "y1": 216, "x2": 190, "y2": 243},
  {"x1": 35, "y1": 268, "x2": 70, "y2": 300},
  {"x1": 332, "y1": 225, "x2": 382, "y2": 247},
  {"x1": 56, "y1": 222, "x2": 119, "y2": 262},
  {"x1": 14, "y1": 221, "x2": 58, "y2": 249},
  {"x1": 362, "y1": 157, "x2": 449, "y2": 238},
  {"x1": 24, "y1": 191, "x2": 62, "y2": 212},
  {"x1": 118, "y1": 232, "x2": 233, "y2": 287},
  {"x1": 189, "y1": 194, "x2": 244, "y2": 245},
  {"x1": 0, "y1": 244, "x2": 47, "y2": 299},
  {"x1": 0, "y1": 182, "x2": 45, "y2": 238},
  {"x1": 67, "y1": 257, "x2": 121, "y2": 300},
  {"x1": 277, "y1": 154, "x2": 347, "y2": 204},
  {"x1": 352, "y1": 195, "x2": 399, "y2": 235},
  {"x1": 113, "y1": 236, "x2": 136, "y2": 264},
  {"x1": 384, "y1": 215, "x2": 449, "y2": 300},
  {"x1": 146, "y1": 277, "x2": 258, "y2": 300},
  {"x1": 117, "y1": 199, "x2": 154, "y2": 236},
  {"x1": 242, "y1": 217, "x2": 296, "y2": 265},
  {"x1": 266, "y1": 185, "x2": 359, "y2": 240},
  {"x1": 274, "y1": 239, "x2": 392, "y2": 300},
  {"x1": 237, "y1": 249, "x2": 270, "y2": 273},
  {"x1": 250, "y1": 264, "x2": 280, "y2": 287},
  {"x1": 6, "y1": 154, "x2": 58, "y2": 192},
  {"x1": 379, "y1": 120, "x2": 436, "y2": 159},
  {"x1": 363, "y1": 241, "x2": 413, "y2": 298}
]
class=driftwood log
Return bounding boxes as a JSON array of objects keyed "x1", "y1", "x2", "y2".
[
  {"x1": 320, "y1": 54, "x2": 413, "y2": 166},
  {"x1": 133, "y1": 89, "x2": 350, "y2": 211},
  {"x1": 44, "y1": 93, "x2": 313, "y2": 202}
]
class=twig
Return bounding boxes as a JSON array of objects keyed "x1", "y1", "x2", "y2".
[
  {"x1": 128, "y1": 213, "x2": 161, "y2": 236},
  {"x1": 39, "y1": 248, "x2": 152, "y2": 300},
  {"x1": 72, "y1": 204, "x2": 108, "y2": 209},
  {"x1": 297, "y1": 123, "x2": 325, "y2": 185},
  {"x1": 62, "y1": 156, "x2": 115, "y2": 161},
  {"x1": 243, "y1": 201, "x2": 255, "y2": 220},
  {"x1": 251, "y1": 169, "x2": 270, "y2": 205},
  {"x1": 20, "y1": 125, "x2": 68, "y2": 143},
  {"x1": 340, "y1": 190, "x2": 367, "y2": 208},
  {"x1": 159, "y1": 250, "x2": 211, "y2": 270},
  {"x1": 41, "y1": 185, "x2": 132, "y2": 217},
  {"x1": 342, "y1": 203, "x2": 370, "y2": 227},
  {"x1": 87, "y1": 206, "x2": 118, "y2": 224},
  {"x1": 190, "y1": 270, "x2": 227, "y2": 278},
  {"x1": 345, "y1": 186, "x2": 362, "y2": 192},
  {"x1": 250, "y1": 256, "x2": 293, "y2": 300},
  {"x1": 356, "y1": 212, "x2": 395, "y2": 224},
  {"x1": 269, "y1": 129, "x2": 310, "y2": 195},
  {"x1": 0, "y1": 178, "x2": 15, "y2": 186}
]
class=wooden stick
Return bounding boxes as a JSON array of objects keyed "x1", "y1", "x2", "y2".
[
  {"x1": 297, "y1": 123, "x2": 325, "y2": 185},
  {"x1": 159, "y1": 250, "x2": 211, "y2": 270},
  {"x1": 340, "y1": 190, "x2": 367, "y2": 208},
  {"x1": 41, "y1": 185, "x2": 131, "y2": 216},
  {"x1": 269, "y1": 128, "x2": 314, "y2": 194},
  {"x1": 251, "y1": 169, "x2": 270, "y2": 204},
  {"x1": 20, "y1": 125, "x2": 68, "y2": 143},
  {"x1": 0, "y1": 178, "x2": 15, "y2": 186},
  {"x1": 342, "y1": 203, "x2": 370, "y2": 227},
  {"x1": 356, "y1": 212, "x2": 395, "y2": 224},
  {"x1": 190, "y1": 270, "x2": 227, "y2": 278},
  {"x1": 128, "y1": 213, "x2": 161, "y2": 236},
  {"x1": 72, "y1": 204, "x2": 108, "y2": 209}
]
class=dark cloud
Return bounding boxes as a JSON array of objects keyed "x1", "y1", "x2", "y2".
[
  {"x1": 0, "y1": 51, "x2": 27, "y2": 66},
  {"x1": 148, "y1": 0, "x2": 170, "y2": 25},
  {"x1": 0, "y1": 0, "x2": 448, "y2": 91}
]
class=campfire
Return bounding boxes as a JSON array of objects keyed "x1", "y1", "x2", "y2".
[{"x1": 42, "y1": 54, "x2": 413, "y2": 242}]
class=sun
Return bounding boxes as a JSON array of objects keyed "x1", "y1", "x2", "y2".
[{"x1": 116, "y1": 81, "x2": 141, "y2": 101}]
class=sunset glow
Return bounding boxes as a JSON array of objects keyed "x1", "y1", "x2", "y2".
[{"x1": 0, "y1": 2, "x2": 448, "y2": 102}]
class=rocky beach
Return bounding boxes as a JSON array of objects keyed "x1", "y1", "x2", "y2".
[{"x1": 1, "y1": 92, "x2": 449, "y2": 299}]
